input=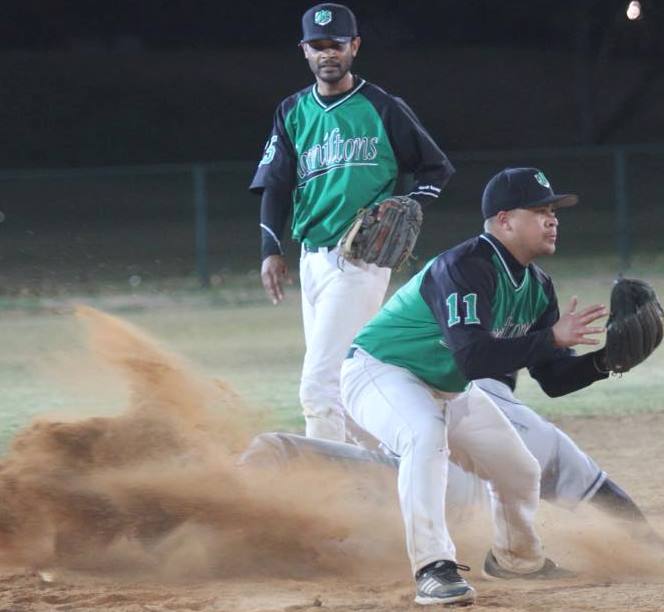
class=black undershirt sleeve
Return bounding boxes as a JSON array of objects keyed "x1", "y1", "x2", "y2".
[
  {"x1": 259, "y1": 185, "x2": 292, "y2": 259},
  {"x1": 528, "y1": 350, "x2": 608, "y2": 397},
  {"x1": 249, "y1": 97, "x2": 298, "y2": 259}
]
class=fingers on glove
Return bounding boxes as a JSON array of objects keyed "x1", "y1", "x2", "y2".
[
  {"x1": 641, "y1": 302, "x2": 664, "y2": 354},
  {"x1": 376, "y1": 199, "x2": 397, "y2": 221},
  {"x1": 340, "y1": 196, "x2": 422, "y2": 269},
  {"x1": 606, "y1": 324, "x2": 636, "y2": 373}
]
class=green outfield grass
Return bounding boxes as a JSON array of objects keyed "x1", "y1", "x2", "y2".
[{"x1": 1, "y1": 261, "x2": 663, "y2": 455}]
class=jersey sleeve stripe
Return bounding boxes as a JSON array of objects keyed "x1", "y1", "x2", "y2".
[
  {"x1": 260, "y1": 223, "x2": 284, "y2": 255},
  {"x1": 408, "y1": 190, "x2": 439, "y2": 198}
]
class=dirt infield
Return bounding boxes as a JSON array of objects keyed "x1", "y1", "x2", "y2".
[{"x1": 0, "y1": 307, "x2": 663, "y2": 611}]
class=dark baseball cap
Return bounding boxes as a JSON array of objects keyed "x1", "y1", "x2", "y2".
[
  {"x1": 301, "y1": 3, "x2": 358, "y2": 44},
  {"x1": 481, "y1": 167, "x2": 578, "y2": 220}
]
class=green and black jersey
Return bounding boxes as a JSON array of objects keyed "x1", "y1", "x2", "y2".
[
  {"x1": 354, "y1": 233, "x2": 607, "y2": 394},
  {"x1": 250, "y1": 78, "x2": 454, "y2": 257}
]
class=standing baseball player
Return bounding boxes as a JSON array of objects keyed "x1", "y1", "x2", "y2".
[
  {"x1": 249, "y1": 3, "x2": 454, "y2": 441},
  {"x1": 340, "y1": 167, "x2": 609, "y2": 605}
]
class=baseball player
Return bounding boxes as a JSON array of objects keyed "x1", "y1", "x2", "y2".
[
  {"x1": 339, "y1": 167, "x2": 610, "y2": 605},
  {"x1": 242, "y1": 356, "x2": 662, "y2": 540},
  {"x1": 249, "y1": 3, "x2": 454, "y2": 442},
  {"x1": 241, "y1": 405, "x2": 662, "y2": 542},
  {"x1": 472, "y1": 377, "x2": 657, "y2": 531}
]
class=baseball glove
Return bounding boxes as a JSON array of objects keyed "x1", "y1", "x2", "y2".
[
  {"x1": 604, "y1": 277, "x2": 664, "y2": 373},
  {"x1": 337, "y1": 196, "x2": 423, "y2": 269}
]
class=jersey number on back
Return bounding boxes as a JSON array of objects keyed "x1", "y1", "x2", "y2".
[{"x1": 446, "y1": 292, "x2": 481, "y2": 327}]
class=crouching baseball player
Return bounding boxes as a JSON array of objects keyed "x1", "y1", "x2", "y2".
[
  {"x1": 338, "y1": 167, "x2": 613, "y2": 605},
  {"x1": 242, "y1": 339, "x2": 664, "y2": 544}
]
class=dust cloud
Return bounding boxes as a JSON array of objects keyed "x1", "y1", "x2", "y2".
[
  {"x1": 0, "y1": 306, "x2": 404, "y2": 580},
  {"x1": 0, "y1": 306, "x2": 661, "y2": 592}
]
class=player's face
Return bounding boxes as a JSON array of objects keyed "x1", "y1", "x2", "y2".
[
  {"x1": 302, "y1": 38, "x2": 360, "y2": 84},
  {"x1": 508, "y1": 205, "x2": 559, "y2": 259}
]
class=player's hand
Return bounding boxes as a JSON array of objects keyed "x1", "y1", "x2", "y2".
[
  {"x1": 261, "y1": 255, "x2": 291, "y2": 305},
  {"x1": 552, "y1": 296, "x2": 608, "y2": 348}
]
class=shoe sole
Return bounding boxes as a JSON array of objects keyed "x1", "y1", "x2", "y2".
[{"x1": 415, "y1": 588, "x2": 476, "y2": 606}]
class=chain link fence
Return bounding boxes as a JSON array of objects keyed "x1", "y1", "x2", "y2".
[{"x1": 1, "y1": 145, "x2": 662, "y2": 297}]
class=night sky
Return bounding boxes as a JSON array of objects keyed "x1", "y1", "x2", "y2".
[
  {"x1": 0, "y1": 1, "x2": 659, "y2": 54},
  {"x1": 0, "y1": 1, "x2": 660, "y2": 166}
]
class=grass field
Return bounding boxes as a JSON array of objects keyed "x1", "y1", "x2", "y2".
[{"x1": 2, "y1": 259, "x2": 664, "y2": 455}]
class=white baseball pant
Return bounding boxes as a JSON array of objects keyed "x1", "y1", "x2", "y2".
[
  {"x1": 299, "y1": 246, "x2": 390, "y2": 441},
  {"x1": 474, "y1": 379, "x2": 606, "y2": 507},
  {"x1": 341, "y1": 348, "x2": 545, "y2": 575}
]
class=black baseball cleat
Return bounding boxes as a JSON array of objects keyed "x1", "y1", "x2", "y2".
[
  {"x1": 482, "y1": 550, "x2": 576, "y2": 581},
  {"x1": 414, "y1": 560, "x2": 476, "y2": 606}
]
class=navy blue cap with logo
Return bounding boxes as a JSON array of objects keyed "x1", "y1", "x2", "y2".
[
  {"x1": 301, "y1": 3, "x2": 359, "y2": 44},
  {"x1": 481, "y1": 167, "x2": 579, "y2": 220}
]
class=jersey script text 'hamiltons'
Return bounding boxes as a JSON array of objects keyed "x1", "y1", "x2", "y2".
[{"x1": 296, "y1": 128, "x2": 380, "y2": 182}]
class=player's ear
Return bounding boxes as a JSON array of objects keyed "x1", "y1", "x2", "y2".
[
  {"x1": 495, "y1": 210, "x2": 512, "y2": 231},
  {"x1": 300, "y1": 42, "x2": 310, "y2": 59},
  {"x1": 351, "y1": 36, "x2": 361, "y2": 57}
]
